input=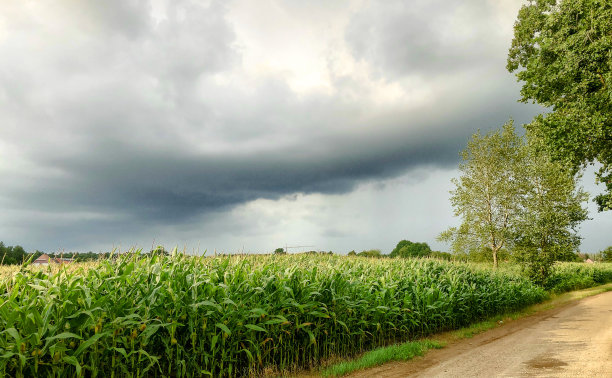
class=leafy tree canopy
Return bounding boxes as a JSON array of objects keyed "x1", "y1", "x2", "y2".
[
  {"x1": 439, "y1": 121, "x2": 588, "y2": 276},
  {"x1": 389, "y1": 240, "x2": 432, "y2": 258},
  {"x1": 438, "y1": 122, "x2": 523, "y2": 267},
  {"x1": 428, "y1": 251, "x2": 453, "y2": 261},
  {"x1": 513, "y1": 135, "x2": 589, "y2": 283},
  {"x1": 507, "y1": 0, "x2": 612, "y2": 210},
  {"x1": 357, "y1": 249, "x2": 382, "y2": 258},
  {"x1": 0, "y1": 242, "x2": 27, "y2": 265}
]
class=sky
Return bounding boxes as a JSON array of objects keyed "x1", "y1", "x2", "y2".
[{"x1": 1, "y1": 0, "x2": 610, "y2": 255}]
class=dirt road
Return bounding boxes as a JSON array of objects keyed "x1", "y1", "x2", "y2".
[{"x1": 350, "y1": 290, "x2": 612, "y2": 377}]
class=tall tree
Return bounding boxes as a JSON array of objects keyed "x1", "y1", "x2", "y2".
[
  {"x1": 439, "y1": 121, "x2": 523, "y2": 268},
  {"x1": 507, "y1": 0, "x2": 612, "y2": 211},
  {"x1": 513, "y1": 136, "x2": 589, "y2": 284},
  {"x1": 0, "y1": 242, "x2": 27, "y2": 265},
  {"x1": 440, "y1": 121, "x2": 589, "y2": 277},
  {"x1": 389, "y1": 240, "x2": 432, "y2": 258}
]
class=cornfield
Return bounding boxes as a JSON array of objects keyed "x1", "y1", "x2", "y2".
[
  {"x1": 545, "y1": 261, "x2": 612, "y2": 292},
  {"x1": 0, "y1": 254, "x2": 548, "y2": 377}
]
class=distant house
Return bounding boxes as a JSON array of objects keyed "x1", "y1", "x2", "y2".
[
  {"x1": 585, "y1": 258, "x2": 594, "y2": 264},
  {"x1": 32, "y1": 254, "x2": 74, "y2": 265},
  {"x1": 32, "y1": 254, "x2": 51, "y2": 265}
]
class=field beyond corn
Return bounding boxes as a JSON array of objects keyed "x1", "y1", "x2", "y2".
[{"x1": 1, "y1": 254, "x2": 611, "y2": 377}]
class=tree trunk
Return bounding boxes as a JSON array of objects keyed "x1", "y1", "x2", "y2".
[{"x1": 492, "y1": 247, "x2": 498, "y2": 268}]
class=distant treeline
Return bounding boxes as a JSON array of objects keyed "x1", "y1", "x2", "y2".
[
  {"x1": 0, "y1": 242, "x2": 170, "y2": 266},
  {"x1": 346, "y1": 240, "x2": 453, "y2": 260},
  {"x1": 344, "y1": 240, "x2": 612, "y2": 264},
  {"x1": 2, "y1": 241, "x2": 610, "y2": 266},
  {"x1": 0, "y1": 242, "x2": 113, "y2": 265}
]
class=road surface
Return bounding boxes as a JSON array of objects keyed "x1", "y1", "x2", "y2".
[{"x1": 349, "y1": 290, "x2": 612, "y2": 377}]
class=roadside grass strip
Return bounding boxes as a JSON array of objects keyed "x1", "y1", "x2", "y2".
[{"x1": 321, "y1": 340, "x2": 443, "y2": 377}]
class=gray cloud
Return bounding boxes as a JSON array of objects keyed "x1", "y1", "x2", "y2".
[
  {"x1": 0, "y1": 0, "x2": 548, "y2": 251},
  {"x1": 346, "y1": 0, "x2": 505, "y2": 78}
]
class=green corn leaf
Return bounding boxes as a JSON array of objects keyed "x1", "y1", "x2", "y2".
[
  {"x1": 45, "y1": 332, "x2": 82, "y2": 342},
  {"x1": 215, "y1": 323, "x2": 231, "y2": 336},
  {"x1": 73, "y1": 332, "x2": 105, "y2": 357},
  {"x1": 308, "y1": 311, "x2": 330, "y2": 318},
  {"x1": 244, "y1": 324, "x2": 267, "y2": 333},
  {"x1": 2, "y1": 328, "x2": 20, "y2": 342},
  {"x1": 63, "y1": 355, "x2": 82, "y2": 376},
  {"x1": 111, "y1": 347, "x2": 128, "y2": 359}
]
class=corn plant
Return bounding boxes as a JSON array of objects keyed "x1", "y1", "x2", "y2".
[
  {"x1": 544, "y1": 262, "x2": 612, "y2": 293},
  {"x1": 0, "y1": 253, "x2": 554, "y2": 377}
]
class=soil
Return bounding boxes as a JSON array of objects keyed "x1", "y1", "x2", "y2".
[{"x1": 348, "y1": 290, "x2": 612, "y2": 377}]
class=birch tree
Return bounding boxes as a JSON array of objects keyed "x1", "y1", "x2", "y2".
[
  {"x1": 513, "y1": 137, "x2": 589, "y2": 284},
  {"x1": 439, "y1": 121, "x2": 523, "y2": 268},
  {"x1": 440, "y1": 121, "x2": 589, "y2": 278}
]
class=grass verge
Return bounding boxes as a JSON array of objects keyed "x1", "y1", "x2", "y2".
[
  {"x1": 321, "y1": 340, "x2": 443, "y2": 377},
  {"x1": 320, "y1": 282, "x2": 612, "y2": 377}
]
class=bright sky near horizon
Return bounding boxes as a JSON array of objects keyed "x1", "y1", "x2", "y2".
[{"x1": 1, "y1": 0, "x2": 610, "y2": 254}]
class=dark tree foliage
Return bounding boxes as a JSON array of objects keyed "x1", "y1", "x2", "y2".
[
  {"x1": 507, "y1": 0, "x2": 612, "y2": 211},
  {"x1": 602, "y1": 246, "x2": 612, "y2": 262},
  {"x1": 0, "y1": 242, "x2": 112, "y2": 265},
  {"x1": 428, "y1": 251, "x2": 453, "y2": 261},
  {"x1": 148, "y1": 246, "x2": 170, "y2": 256},
  {"x1": 356, "y1": 249, "x2": 383, "y2": 258},
  {"x1": 0, "y1": 242, "x2": 27, "y2": 265},
  {"x1": 389, "y1": 240, "x2": 432, "y2": 258}
]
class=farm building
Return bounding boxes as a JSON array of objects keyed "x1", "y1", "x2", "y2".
[
  {"x1": 32, "y1": 253, "x2": 74, "y2": 265},
  {"x1": 32, "y1": 254, "x2": 51, "y2": 265}
]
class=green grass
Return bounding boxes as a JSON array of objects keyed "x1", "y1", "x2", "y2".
[{"x1": 321, "y1": 340, "x2": 443, "y2": 377}]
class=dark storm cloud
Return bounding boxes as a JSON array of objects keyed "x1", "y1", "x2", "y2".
[
  {"x1": 5, "y1": 80, "x2": 530, "y2": 223},
  {"x1": 0, "y1": 0, "x2": 542, "y2": 250}
]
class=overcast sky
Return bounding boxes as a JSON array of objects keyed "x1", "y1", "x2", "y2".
[{"x1": 1, "y1": 0, "x2": 610, "y2": 254}]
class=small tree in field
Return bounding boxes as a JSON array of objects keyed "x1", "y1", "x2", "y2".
[
  {"x1": 440, "y1": 121, "x2": 589, "y2": 280},
  {"x1": 439, "y1": 121, "x2": 523, "y2": 268},
  {"x1": 274, "y1": 247, "x2": 286, "y2": 255},
  {"x1": 357, "y1": 249, "x2": 382, "y2": 258},
  {"x1": 513, "y1": 137, "x2": 589, "y2": 284},
  {"x1": 389, "y1": 240, "x2": 432, "y2": 258}
]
